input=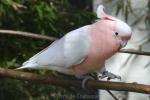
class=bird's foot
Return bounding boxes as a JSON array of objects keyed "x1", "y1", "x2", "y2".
[
  {"x1": 99, "y1": 71, "x2": 121, "y2": 80},
  {"x1": 81, "y1": 75, "x2": 95, "y2": 89},
  {"x1": 99, "y1": 71, "x2": 120, "y2": 100},
  {"x1": 76, "y1": 75, "x2": 95, "y2": 89}
]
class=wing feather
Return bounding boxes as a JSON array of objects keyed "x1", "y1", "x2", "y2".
[{"x1": 20, "y1": 25, "x2": 91, "y2": 71}]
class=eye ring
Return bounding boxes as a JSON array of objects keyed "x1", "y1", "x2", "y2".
[{"x1": 115, "y1": 32, "x2": 119, "y2": 36}]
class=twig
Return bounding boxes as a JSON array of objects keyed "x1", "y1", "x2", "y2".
[
  {"x1": 0, "y1": 30, "x2": 58, "y2": 41},
  {"x1": 119, "y1": 49, "x2": 150, "y2": 56},
  {"x1": 0, "y1": 68, "x2": 150, "y2": 94},
  {"x1": 0, "y1": 29, "x2": 150, "y2": 56},
  {"x1": 107, "y1": 90, "x2": 118, "y2": 100},
  {"x1": 106, "y1": 78, "x2": 119, "y2": 100}
]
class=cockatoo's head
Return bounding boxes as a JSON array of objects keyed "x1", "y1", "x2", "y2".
[{"x1": 96, "y1": 5, "x2": 132, "y2": 48}]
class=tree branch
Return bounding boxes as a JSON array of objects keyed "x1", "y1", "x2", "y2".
[
  {"x1": 0, "y1": 29, "x2": 150, "y2": 56},
  {"x1": 0, "y1": 29, "x2": 58, "y2": 41},
  {"x1": 0, "y1": 67, "x2": 150, "y2": 94},
  {"x1": 120, "y1": 49, "x2": 150, "y2": 56}
]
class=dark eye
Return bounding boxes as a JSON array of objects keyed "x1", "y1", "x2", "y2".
[{"x1": 115, "y1": 32, "x2": 119, "y2": 36}]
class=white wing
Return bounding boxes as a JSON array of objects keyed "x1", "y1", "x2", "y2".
[{"x1": 18, "y1": 25, "x2": 91, "y2": 72}]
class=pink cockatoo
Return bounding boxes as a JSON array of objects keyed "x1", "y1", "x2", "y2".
[{"x1": 17, "y1": 5, "x2": 132, "y2": 79}]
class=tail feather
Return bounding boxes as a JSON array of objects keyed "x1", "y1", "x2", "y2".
[
  {"x1": 16, "y1": 63, "x2": 73, "y2": 75},
  {"x1": 15, "y1": 63, "x2": 38, "y2": 70}
]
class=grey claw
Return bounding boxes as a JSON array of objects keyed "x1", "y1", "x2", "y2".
[
  {"x1": 81, "y1": 76, "x2": 95, "y2": 89},
  {"x1": 99, "y1": 71, "x2": 121, "y2": 80}
]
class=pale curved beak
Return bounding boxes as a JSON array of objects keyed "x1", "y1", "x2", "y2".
[{"x1": 120, "y1": 40, "x2": 128, "y2": 48}]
